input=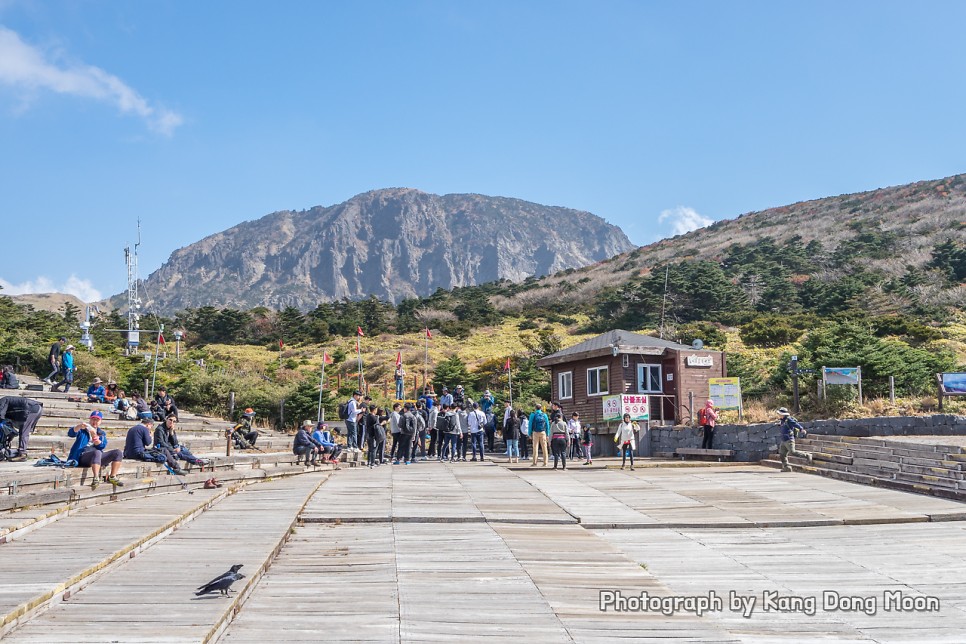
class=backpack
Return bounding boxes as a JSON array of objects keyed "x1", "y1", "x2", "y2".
[
  {"x1": 698, "y1": 408, "x2": 710, "y2": 425},
  {"x1": 531, "y1": 412, "x2": 547, "y2": 433},
  {"x1": 337, "y1": 400, "x2": 350, "y2": 420}
]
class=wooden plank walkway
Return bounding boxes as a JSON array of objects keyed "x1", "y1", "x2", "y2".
[{"x1": 4, "y1": 472, "x2": 328, "y2": 643}]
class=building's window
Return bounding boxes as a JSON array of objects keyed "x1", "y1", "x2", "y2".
[
  {"x1": 587, "y1": 366, "x2": 609, "y2": 396},
  {"x1": 558, "y1": 371, "x2": 573, "y2": 400},
  {"x1": 637, "y1": 363, "x2": 662, "y2": 393}
]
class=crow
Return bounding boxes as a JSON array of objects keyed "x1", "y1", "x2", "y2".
[{"x1": 195, "y1": 564, "x2": 245, "y2": 596}]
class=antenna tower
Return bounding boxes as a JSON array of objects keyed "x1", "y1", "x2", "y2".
[{"x1": 124, "y1": 221, "x2": 143, "y2": 354}]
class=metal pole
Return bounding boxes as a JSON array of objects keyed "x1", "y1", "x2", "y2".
[
  {"x1": 508, "y1": 363, "x2": 513, "y2": 408},
  {"x1": 150, "y1": 325, "x2": 163, "y2": 397},
  {"x1": 791, "y1": 355, "x2": 800, "y2": 414},
  {"x1": 357, "y1": 336, "x2": 363, "y2": 391},
  {"x1": 317, "y1": 360, "x2": 326, "y2": 423},
  {"x1": 688, "y1": 391, "x2": 694, "y2": 425},
  {"x1": 424, "y1": 329, "x2": 429, "y2": 395},
  {"x1": 229, "y1": 391, "x2": 235, "y2": 418},
  {"x1": 280, "y1": 399, "x2": 285, "y2": 432}
]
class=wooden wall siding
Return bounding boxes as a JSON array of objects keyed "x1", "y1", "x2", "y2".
[{"x1": 548, "y1": 349, "x2": 725, "y2": 428}]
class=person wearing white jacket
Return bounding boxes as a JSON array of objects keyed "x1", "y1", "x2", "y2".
[{"x1": 614, "y1": 414, "x2": 639, "y2": 470}]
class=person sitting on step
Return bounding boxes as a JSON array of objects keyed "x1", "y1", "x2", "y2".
[
  {"x1": 123, "y1": 417, "x2": 186, "y2": 475},
  {"x1": 154, "y1": 415, "x2": 207, "y2": 466},
  {"x1": 68, "y1": 410, "x2": 124, "y2": 489},
  {"x1": 294, "y1": 420, "x2": 323, "y2": 465},
  {"x1": 231, "y1": 408, "x2": 259, "y2": 449}
]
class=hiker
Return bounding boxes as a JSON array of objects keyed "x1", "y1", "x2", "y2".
[
  {"x1": 435, "y1": 404, "x2": 451, "y2": 460},
  {"x1": 103, "y1": 381, "x2": 119, "y2": 406},
  {"x1": 399, "y1": 403, "x2": 417, "y2": 464},
  {"x1": 312, "y1": 423, "x2": 343, "y2": 463},
  {"x1": 503, "y1": 408, "x2": 520, "y2": 463},
  {"x1": 581, "y1": 424, "x2": 594, "y2": 465},
  {"x1": 425, "y1": 400, "x2": 439, "y2": 458},
  {"x1": 568, "y1": 412, "x2": 582, "y2": 459},
  {"x1": 415, "y1": 400, "x2": 429, "y2": 460},
  {"x1": 69, "y1": 411, "x2": 124, "y2": 489},
  {"x1": 442, "y1": 404, "x2": 460, "y2": 462},
  {"x1": 132, "y1": 392, "x2": 153, "y2": 421},
  {"x1": 343, "y1": 390, "x2": 363, "y2": 451},
  {"x1": 614, "y1": 413, "x2": 638, "y2": 471},
  {"x1": 394, "y1": 363, "x2": 405, "y2": 400},
  {"x1": 232, "y1": 408, "x2": 259, "y2": 449},
  {"x1": 86, "y1": 377, "x2": 106, "y2": 403},
  {"x1": 0, "y1": 395, "x2": 43, "y2": 461},
  {"x1": 43, "y1": 337, "x2": 66, "y2": 385},
  {"x1": 518, "y1": 409, "x2": 529, "y2": 460},
  {"x1": 699, "y1": 399, "x2": 720, "y2": 449},
  {"x1": 152, "y1": 387, "x2": 179, "y2": 422},
  {"x1": 439, "y1": 387, "x2": 453, "y2": 408},
  {"x1": 124, "y1": 417, "x2": 186, "y2": 474},
  {"x1": 456, "y1": 404, "x2": 469, "y2": 461},
  {"x1": 528, "y1": 404, "x2": 550, "y2": 467},
  {"x1": 155, "y1": 415, "x2": 206, "y2": 466},
  {"x1": 365, "y1": 405, "x2": 386, "y2": 467},
  {"x1": 467, "y1": 402, "x2": 486, "y2": 461},
  {"x1": 294, "y1": 420, "x2": 323, "y2": 465},
  {"x1": 49, "y1": 345, "x2": 75, "y2": 392},
  {"x1": 389, "y1": 402, "x2": 403, "y2": 464},
  {"x1": 452, "y1": 385, "x2": 466, "y2": 408},
  {"x1": 550, "y1": 412, "x2": 570, "y2": 470},
  {"x1": 0, "y1": 365, "x2": 19, "y2": 389},
  {"x1": 777, "y1": 407, "x2": 813, "y2": 472}
]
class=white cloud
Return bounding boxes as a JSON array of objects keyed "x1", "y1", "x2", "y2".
[
  {"x1": 0, "y1": 274, "x2": 102, "y2": 302},
  {"x1": 658, "y1": 206, "x2": 713, "y2": 236},
  {"x1": 0, "y1": 25, "x2": 182, "y2": 135}
]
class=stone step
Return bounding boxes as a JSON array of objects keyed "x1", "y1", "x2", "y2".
[
  {"x1": 893, "y1": 471, "x2": 962, "y2": 490},
  {"x1": 898, "y1": 454, "x2": 964, "y2": 470},
  {"x1": 897, "y1": 462, "x2": 965, "y2": 480}
]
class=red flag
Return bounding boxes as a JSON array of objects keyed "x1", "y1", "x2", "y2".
[
  {"x1": 279, "y1": 339, "x2": 284, "y2": 348},
  {"x1": 357, "y1": 327, "x2": 364, "y2": 337},
  {"x1": 323, "y1": 352, "x2": 333, "y2": 364},
  {"x1": 425, "y1": 328, "x2": 432, "y2": 339},
  {"x1": 395, "y1": 351, "x2": 402, "y2": 367},
  {"x1": 158, "y1": 333, "x2": 166, "y2": 345},
  {"x1": 504, "y1": 357, "x2": 511, "y2": 371}
]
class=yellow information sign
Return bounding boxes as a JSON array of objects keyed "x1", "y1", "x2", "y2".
[{"x1": 708, "y1": 377, "x2": 742, "y2": 411}]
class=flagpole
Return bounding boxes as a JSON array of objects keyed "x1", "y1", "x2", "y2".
[
  {"x1": 423, "y1": 329, "x2": 429, "y2": 395},
  {"x1": 317, "y1": 357, "x2": 326, "y2": 423},
  {"x1": 150, "y1": 324, "x2": 164, "y2": 397},
  {"x1": 357, "y1": 334, "x2": 363, "y2": 392},
  {"x1": 508, "y1": 361, "x2": 513, "y2": 408}
]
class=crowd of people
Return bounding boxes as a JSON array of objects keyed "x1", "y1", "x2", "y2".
[{"x1": 332, "y1": 387, "x2": 600, "y2": 469}]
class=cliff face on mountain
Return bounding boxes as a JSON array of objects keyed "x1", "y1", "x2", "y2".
[{"x1": 135, "y1": 188, "x2": 635, "y2": 312}]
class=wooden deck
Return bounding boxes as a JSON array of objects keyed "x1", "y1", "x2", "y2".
[{"x1": 2, "y1": 459, "x2": 966, "y2": 641}]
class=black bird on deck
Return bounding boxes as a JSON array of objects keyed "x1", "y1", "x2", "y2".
[{"x1": 195, "y1": 564, "x2": 245, "y2": 596}]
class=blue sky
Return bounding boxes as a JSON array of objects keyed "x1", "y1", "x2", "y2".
[{"x1": 1, "y1": 0, "x2": 964, "y2": 302}]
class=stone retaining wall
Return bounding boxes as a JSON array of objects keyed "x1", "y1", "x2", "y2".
[{"x1": 647, "y1": 414, "x2": 966, "y2": 462}]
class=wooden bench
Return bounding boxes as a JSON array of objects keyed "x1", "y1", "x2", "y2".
[{"x1": 674, "y1": 447, "x2": 735, "y2": 462}]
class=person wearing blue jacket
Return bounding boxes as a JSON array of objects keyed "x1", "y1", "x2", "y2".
[
  {"x1": 312, "y1": 423, "x2": 343, "y2": 463},
  {"x1": 528, "y1": 404, "x2": 550, "y2": 467},
  {"x1": 68, "y1": 411, "x2": 123, "y2": 489},
  {"x1": 294, "y1": 420, "x2": 323, "y2": 465},
  {"x1": 777, "y1": 407, "x2": 813, "y2": 472},
  {"x1": 50, "y1": 345, "x2": 75, "y2": 393}
]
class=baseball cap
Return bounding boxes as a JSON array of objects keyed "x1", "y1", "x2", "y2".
[{"x1": 89, "y1": 410, "x2": 103, "y2": 419}]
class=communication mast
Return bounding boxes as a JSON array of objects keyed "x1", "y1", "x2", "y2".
[{"x1": 124, "y1": 221, "x2": 143, "y2": 354}]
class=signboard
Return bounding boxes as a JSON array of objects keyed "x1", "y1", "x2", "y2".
[
  {"x1": 940, "y1": 373, "x2": 966, "y2": 394},
  {"x1": 686, "y1": 355, "x2": 713, "y2": 367},
  {"x1": 824, "y1": 367, "x2": 860, "y2": 386},
  {"x1": 602, "y1": 394, "x2": 650, "y2": 421},
  {"x1": 708, "y1": 377, "x2": 742, "y2": 411}
]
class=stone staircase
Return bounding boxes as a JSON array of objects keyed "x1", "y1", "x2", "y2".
[{"x1": 761, "y1": 435, "x2": 966, "y2": 501}]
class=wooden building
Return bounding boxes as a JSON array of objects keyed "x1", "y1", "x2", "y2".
[{"x1": 535, "y1": 329, "x2": 726, "y2": 431}]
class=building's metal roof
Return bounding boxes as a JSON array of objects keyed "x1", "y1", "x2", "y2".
[{"x1": 536, "y1": 330, "x2": 695, "y2": 367}]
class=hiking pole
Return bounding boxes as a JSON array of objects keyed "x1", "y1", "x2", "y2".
[{"x1": 162, "y1": 462, "x2": 192, "y2": 493}]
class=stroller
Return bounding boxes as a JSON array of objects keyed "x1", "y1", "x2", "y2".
[{"x1": 0, "y1": 420, "x2": 20, "y2": 461}]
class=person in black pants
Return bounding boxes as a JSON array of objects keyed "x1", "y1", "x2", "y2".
[
  {"x1": 0, "y1": 396, "x2": 43, "y2": 461},
  {"x1": 518, "y1": 410, "x2": 529, "y2": 460},
  {"x1": 365, "y1": 405, "x2": 386, "y2": 468}
]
